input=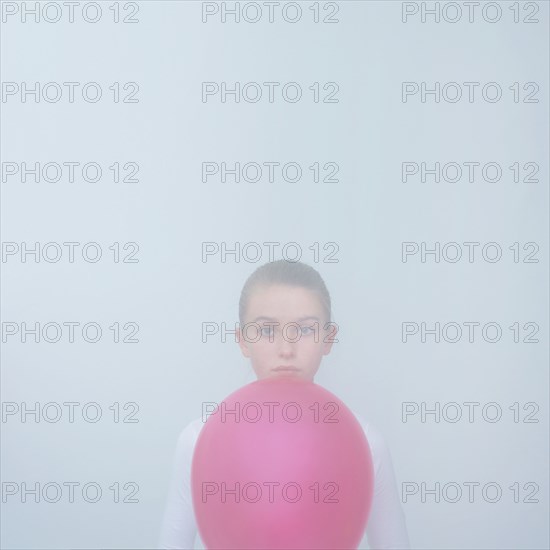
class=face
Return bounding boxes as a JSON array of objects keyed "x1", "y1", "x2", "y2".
[{"x1": 237, "y1": 284, "x2": 337, "y2": 382}]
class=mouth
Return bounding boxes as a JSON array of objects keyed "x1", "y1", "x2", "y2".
[{"x1": 272, "y1": 366, "x2": 299, "y2": 373}]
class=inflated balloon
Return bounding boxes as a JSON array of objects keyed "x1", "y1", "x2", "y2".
[{"x1": 191, "y1": 376, "x2": 374, "y2": 549}]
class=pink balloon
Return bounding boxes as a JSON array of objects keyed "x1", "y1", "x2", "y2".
[{"x1": 191, "y1": 376, "x2": 374, "y2": 549}]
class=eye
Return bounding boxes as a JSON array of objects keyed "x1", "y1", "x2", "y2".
[
  {"x1": 260, "y1": 326, "x2": 274, "y2": 337},
  {"x1": 300, "y1": 325, "x2": 314, "y2": 336}
]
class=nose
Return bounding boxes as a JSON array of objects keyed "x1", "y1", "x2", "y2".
[{"x1": 276, "y1": 330, "x2": 297, "y2": 358}]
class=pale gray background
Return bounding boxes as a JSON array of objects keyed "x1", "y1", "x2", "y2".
[{"x1": 1, "y1": 1, "x2": 548, "y2": 549}]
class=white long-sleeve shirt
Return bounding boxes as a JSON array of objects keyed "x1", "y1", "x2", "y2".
[{"x1": 158, "y1": 413, "x2": 410, "y2": 550}]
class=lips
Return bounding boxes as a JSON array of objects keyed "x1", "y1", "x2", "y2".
[{"x1": 272, "y1": 366, "x2": 299, "y2": 372}]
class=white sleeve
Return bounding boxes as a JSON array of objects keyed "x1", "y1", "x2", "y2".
[
  {"x1": 364, "y1": 423, "x2": 411, "y2": 550},
  {"x1": 158, "y1": 422, "x2": 200, "y2": 550},
  {"x1": 158, "y1": 417, "x2": 409, "y2": 550}
]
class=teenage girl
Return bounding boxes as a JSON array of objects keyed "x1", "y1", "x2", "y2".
[{"x1": 159, "y1": 260, "x2": 410, "y2": 549}]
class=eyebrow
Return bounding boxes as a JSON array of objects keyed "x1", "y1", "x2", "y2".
[{"x1": 250, "y1": 316, "x2": 320, "y2": 323}]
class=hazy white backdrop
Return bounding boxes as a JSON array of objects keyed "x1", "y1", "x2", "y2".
[{"x1": 1, "y1": 1, "x2": 548, "y2": 549}]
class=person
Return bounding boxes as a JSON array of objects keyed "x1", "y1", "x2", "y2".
[{"x1": 159, "y1": 260, "x2": 410, "y2": 549}]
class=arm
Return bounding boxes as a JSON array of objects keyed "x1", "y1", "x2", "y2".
[
  {"x1": 158, "y1": 422, "x2": 200, "y2": 550},
  {"x1": 363, "y1": 422, "x2": 411, "y2": 550}
]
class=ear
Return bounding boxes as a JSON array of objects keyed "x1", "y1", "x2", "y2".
[
  {"x1": 237, "y1": 328, "x2": 251, "y2": 358},
  {"x1": 322, "y1": 322, "x2": 338, "y2": 355}
]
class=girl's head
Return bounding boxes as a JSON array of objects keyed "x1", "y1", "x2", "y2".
[{"x1": 237, "y1": 260, "x2": 337, "y2": 382}]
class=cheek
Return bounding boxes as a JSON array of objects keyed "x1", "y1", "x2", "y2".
[
  {"x1": 301, "y1": 339, "x2": 324, "y2": 355},
  {"x1": 251, "y1": 342, "x2": 272, "y2": 356}
]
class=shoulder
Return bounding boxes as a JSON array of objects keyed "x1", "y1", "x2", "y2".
[
  {"x1": 352, "y1": 412, "x2": 393, "y2": 476},
  {"x1": 174, "y1": 416, "x2": 205, "y2": 454},
  {"x1": 174, "y1": 412, "x2": 392, "y2": 468}
]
